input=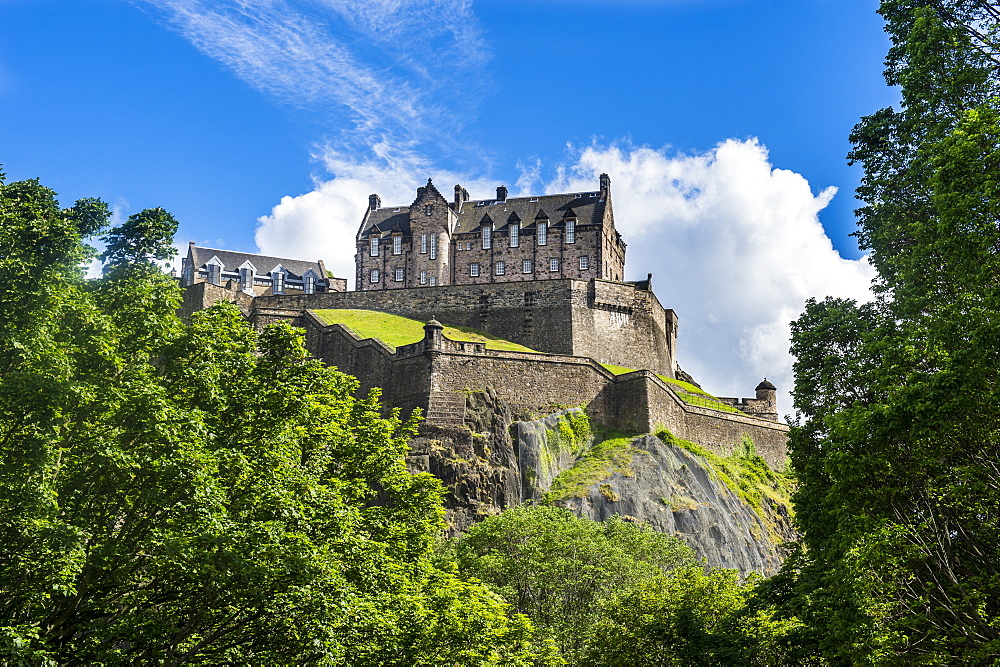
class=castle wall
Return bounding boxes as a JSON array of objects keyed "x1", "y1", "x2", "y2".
[
  {"x1": 252, "y1": 278, "x2": 675, "y2": 376},
  {"x1": 178, "y1": 281, "x2": 256, "y2": 320},
  {"x1": 275, "y1": 313, "x2": 788, "y2": 469}
]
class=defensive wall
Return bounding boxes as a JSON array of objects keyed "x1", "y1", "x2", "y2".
[
  {"x1": 249, "y1": 308, "x2": 788, "y2": 469},
  {"x1": 248, "y1": 276, "x2": 678, "y2": 377}
]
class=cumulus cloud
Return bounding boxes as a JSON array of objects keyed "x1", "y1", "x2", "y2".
[
  {"x1": 255, "y1": 148, "x2": 500, "y2": 282},
  {"x1": 257, "y1": 139, "x2": 874, "y2": 414},
  {"x1": 545, "y1": 140, "x2": 875, "y2": 411}
]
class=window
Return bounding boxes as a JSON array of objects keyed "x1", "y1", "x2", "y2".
[
  {"x1": 566, "y1": 220, "x2": 575, "y2": 244},
  {"x1": 522, "y1": 259, "x2": 533, "y2": 274},
  {"x1": 272, "y1": 270, "x2": 285, "y2": 294},
  {"x1": 470, "y1": 262, "x2": 480, "y2": 277},
  {"x1": 509, "y1": 223, "x2": 519, "y2": 247},
  {"x1": 579, "y1": 256, "x2": 590, "y2": 270},
  {"x1": 370, "y1": 237, "x2": 379, "y2": 257},
  {"x1": 430, "y1": 233, "x2": 438, "y2": 260},
  {"x1": 466, "y1": 241, "x2": 472, "y2": 251},
  {"x1": 549, "y1": 258, "x2": 559, "y2": 272},
  {"x1": 424, "y1": 204, "x2": 433, "y2": 216},
  {"x1": 207, "y1": 263, "x2": 221, "y2": 285},
  {"x1": 370, "y1": 269, "x2": 380, "y2": 283},
  {"x1": 304, "y1": 274, "x2": 316, "y2": 294},
  {"x1": 421, "y1": 233, "x2": 428, "y2": 254},
  {"x1": 495, "y1": 261, "x2": 506, "y2": 275},
  {"x1": 420, "y1": 270, "x2": 427, "y2": 285},
  {"x1": 482, "y1": 226, "x2": 492, "y2": 250},
  {"x1": 537, "y1": 221, "x2": 547, "y2": 245},
  {"x1": 429, "y1": 276, "x2": 438, "y2": 286},
  {"x1": 393, "y1": 235, "x2": 402, "y2": 255},
  {"x1": 182, "y1": 262, "x2": 193, "y2": 286},
  {"x1": 240, "y1": 267, "x2": 254, "y2": 290},
  {"x1": 393, "y1": 267, "x2": 403, "y2": 282}
]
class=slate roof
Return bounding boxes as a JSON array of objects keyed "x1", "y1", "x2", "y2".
[
  {"x1": 359, "y1": 191, "x2": 607, "y2": 238},
  {"x1": 188, "y1": 244, "x2": 328, "y2": 281}
]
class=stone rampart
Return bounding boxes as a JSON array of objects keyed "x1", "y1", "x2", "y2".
[
  {"x1": 251, "y1": 277, "x2": 676, "y2": 376},
  {"x1": 273, "y1": 311, "x2": 788, "y2": 469},
  {"x1": 179, "y1": 281, "x2": 256, "y2": 320}
]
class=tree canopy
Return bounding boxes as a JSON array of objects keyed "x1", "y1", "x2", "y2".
[
  {"x1": 0, "y1": 171, "x2": 554, "y2": 664},
  {"x1": 784, "y1": 0, "x2": 1000, "y2": 661}
]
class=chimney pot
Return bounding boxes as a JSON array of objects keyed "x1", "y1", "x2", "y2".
[{"x1": 368, "y1": 194, "x2": 381, "y2": 211}]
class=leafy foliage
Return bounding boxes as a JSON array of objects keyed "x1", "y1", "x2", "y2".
[
  {"x1": 455, "y1": 505, "x2": 696, "y2": 661},
  {"x1": 784, "y1": 1, "x2": 1000, "y2": 661},
  {"x1": 0, "y1": 173, "x2": 553, "y2": 664}
]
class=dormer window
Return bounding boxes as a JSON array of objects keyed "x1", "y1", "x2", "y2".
[
  {"x1": 304, "y1": 274, "x2": 316, "y2": 295},
  {"x1": 510, "y1": 223, "x2": 520, "y2": 248},
  {"x1": 370, "y1": 237, "x2": 379, "y2": 257},
  {"x1": 482, "y1": 226, "x2": 492, "y2": 250},
  {"x1": 239, "y1": 267, "x2": 255, "y2": 291},
  {"x1": 272, "y1": 269, "x2": 285, "y2": 294},
  {"x1": 566, "y1": 219, "x2": 576, "y2": 244},
  {"x1": 207, "y1": 263, "x2": 222, "y2": 285},
  {"x1": 537, "y1": 221, "x2": 547, "y2": 246},
  {"x1": 393, "y1": 235, "x2": 402, "y2": 255}
]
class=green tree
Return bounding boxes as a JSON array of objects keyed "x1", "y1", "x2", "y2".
[
  {"x1": 584, "y1": 566, "x2": 800, "y2": 666},
  {"x1": 0, "y1": 171, "x2": 553, "y2": 664},
  {"x1": 784, "y1": 1, "x2": 1000, "y2": 662},
  {"x1": 455, "y1": 505, "x2": 696, "y2": 661}
]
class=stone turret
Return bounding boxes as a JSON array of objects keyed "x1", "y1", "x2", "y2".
[{"x1": 755, "y1": 379, "x2": 776, "y2": 408}]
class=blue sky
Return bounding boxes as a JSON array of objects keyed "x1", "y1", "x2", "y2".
[{"x1": 0, "y1": 0, "x2": 894, "y2": 406}]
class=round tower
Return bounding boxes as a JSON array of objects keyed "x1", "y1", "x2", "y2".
[{"x1": 755, "y1": 379, "x2": 777, "y2": 409}]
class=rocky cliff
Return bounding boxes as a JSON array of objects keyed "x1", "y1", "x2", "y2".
[{"x1": 407, "y1": 389, "x2": 794, "y2": 575}]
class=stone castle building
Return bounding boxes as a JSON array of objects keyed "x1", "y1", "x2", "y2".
[
  {"x1": 179, "y1": 175, "x2": 788, "y2": 470},
  {"x1": 180, "y1": 241, "x2": 347, "y2": 296},
  {"x1": 356, "y1": 174, "x2": 625, "y2": 290}
]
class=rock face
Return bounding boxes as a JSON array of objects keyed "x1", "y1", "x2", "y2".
[
  {"x1": 554, "y1": 435, "x2": 795, "y2": 575},
  {"x1": 511, "y1": 408, "x2": 591, "y2": 502},
  {"x1": 407, "y1": 388, "x2": 521, "y2": 533},
  {"x1": 407, "y1": 390, "x2": 794, "y2": 574}
]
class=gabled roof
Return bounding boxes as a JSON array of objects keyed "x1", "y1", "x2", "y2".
[
  {"x1": 187, "y1": 244, "x2": 329, "y2": 281},
  {"x1": 357, "y1": 190, "x2": 607, "y2": 238}
]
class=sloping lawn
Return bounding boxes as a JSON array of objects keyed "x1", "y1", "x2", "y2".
[
  {"x1": 600, "y1": 363, "x2": 745, "y2": 415},
  {"x1": 310, "y1": 309, "x2": 537, "y2": 352}
]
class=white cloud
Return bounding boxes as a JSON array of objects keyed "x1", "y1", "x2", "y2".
[
  {"x1": 255, "y1": 148, "x2": 499, "y2": 283},
  {"x1": 256, "y1": 139, "x2": 873, "y2": 416},
  {"x1": 544, "y1": 140, "x2": 875, "y2": 413}
]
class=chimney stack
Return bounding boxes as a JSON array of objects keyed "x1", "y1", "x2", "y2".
[
  {"x1": 599, "y1": 173, "x2": 611, "y2": 197},
  {"x1": 496, "y1": 185, "x2": 508, "y2": 202},
  {"x1": 454, "y1": 184, "x2": 470, "y2": 212},
  {"x1": 368, "y1": 194, "x2": 381, "y2": 211}
]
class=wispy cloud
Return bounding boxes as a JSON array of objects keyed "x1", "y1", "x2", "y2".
[{"x1": 131, "y1": 0, "x2": 488, "y2": 158}]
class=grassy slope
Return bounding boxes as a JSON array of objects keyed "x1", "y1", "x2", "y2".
[
  {"x1": 600, "y1": 364, "x2": 745, "y2": 415},
  {"x1": 310, "y1": 309, "x2": 538, "y2": 352}
]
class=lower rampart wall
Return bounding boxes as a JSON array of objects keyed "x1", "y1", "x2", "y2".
[{"x1": 269, "y1": 311, "x2": 788, "y2": 469}]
